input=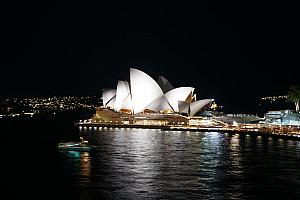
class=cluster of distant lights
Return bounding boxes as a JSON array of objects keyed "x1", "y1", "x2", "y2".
[
  {"x1": 0, "y1": 96, "x2": 102, "y2": 114},
  {"x1": 261, "y1": 95, "x2": 287, "y2": 101},
  {"x1": 23, "y1": 97, "x2": 94, "y2": 110}
]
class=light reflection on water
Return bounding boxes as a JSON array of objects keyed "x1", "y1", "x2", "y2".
[
  {"x1": 59, "y1": 129, "x2": 300, "y2": 199},
  {"x1": 59, "y1": 150, "x2": 91, "y2": 187}
]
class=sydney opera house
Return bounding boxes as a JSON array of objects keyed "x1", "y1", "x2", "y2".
[{"x1": 89, "y1": 68, "x2": 214, "y2": 126}]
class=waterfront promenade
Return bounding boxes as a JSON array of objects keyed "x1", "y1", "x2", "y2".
[{"x1": 77, "y1": 121, "x2": 300, "y2": 140}]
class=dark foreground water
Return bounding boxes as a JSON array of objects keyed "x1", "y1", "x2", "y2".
[{"x1": 1, "y1": 113, "x2": 300, "y2": 199}]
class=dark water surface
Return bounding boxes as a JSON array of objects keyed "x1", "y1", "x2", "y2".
[{"x1": 1, "y1": 113, "x2": 300, "y2": 199}]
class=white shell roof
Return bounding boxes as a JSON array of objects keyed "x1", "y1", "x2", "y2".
[
  {"x1": 106, "y1": 95, "x2": 116, "y2": 109},
  {"x1": 164, "y1": 87, "x2": 194, "y2": 112},
  {"x1": 130, "y1": 68, "x2": 164, "y2": 114},
  {"x1": 102, "y1": 89, "x2": 116, "y2": 107},
  {"x1": 146, "y1": 96, "x2": 172, "y2": 112},
  {"x1": 190, "y1": 99, "x2": 213, "y2": 116},
  {"x1": 178, "y1": 100, "x2": 190, "y2": 114},
  {"x1": 101, "y1": 68, "x2": 212, "y2": 115},
  {"x1": 115, "y1": 81, "x2": 131, "y2": 112},
  {"x1": 120, "y1": 94, "x2": 132, "y2": 110}
]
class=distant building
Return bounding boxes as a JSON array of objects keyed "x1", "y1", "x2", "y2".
[{"x1": 264, "y1": 110, "x2": 300, "y2": 126}]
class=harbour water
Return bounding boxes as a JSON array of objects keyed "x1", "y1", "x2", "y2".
[{"x1": 2, "y1": 113, "x2": 300, "y2": 199}]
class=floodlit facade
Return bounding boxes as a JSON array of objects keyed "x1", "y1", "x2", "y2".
[{"x1": 102, "y1": 68, "x2": 213, "y2": 116}]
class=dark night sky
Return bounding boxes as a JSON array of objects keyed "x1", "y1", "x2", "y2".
[{"x1": 1, "y1": 1, "x2": 299, "y2": 112}]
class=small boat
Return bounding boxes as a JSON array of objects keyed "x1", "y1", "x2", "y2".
[{"x1": 58, "y1": 137, "x2": 96, "y2": 151}]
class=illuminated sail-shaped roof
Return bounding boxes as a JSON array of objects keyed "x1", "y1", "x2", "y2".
[
  {"x1": 115, "y1": 81, "x2": 131, "y2": 112},
  {"x1": 178, "y1": 100, "x2": 190, "y2": 114},
  {"x1": 146, "y1": 96, "x2": 172, "y2": 112},
  {"x1": 190, "y1": 99, "x2": 213, "y2": 116},
  {"x1": 106, "y1": 95, "x2": 116, "y2": 109},
  {"x1": 157, "y1": 76, "x2": 174, "y2": 93},
  {"x1": 120, "y1": 94, "x2": 132, "y2": 110},
  {"x1": 130, "y1": 68, "x2": 164, "y2": 114},
  {"x1": 192, "y1": 94, "x2": 197, "y2": 102},
  {"x1": 102, "y1": 89, "x2": 116, "y2": 107},
  {"x1": 164, "y1": 87, "x2": 194, "y2": 112},
  {"x1": 102, "y1": 68, "x2": 213, "y2": 116}
]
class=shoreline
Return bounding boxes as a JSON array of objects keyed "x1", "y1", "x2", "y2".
[{"x1": 76, "y1": 122, "x2": 300, "y2": 141}]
